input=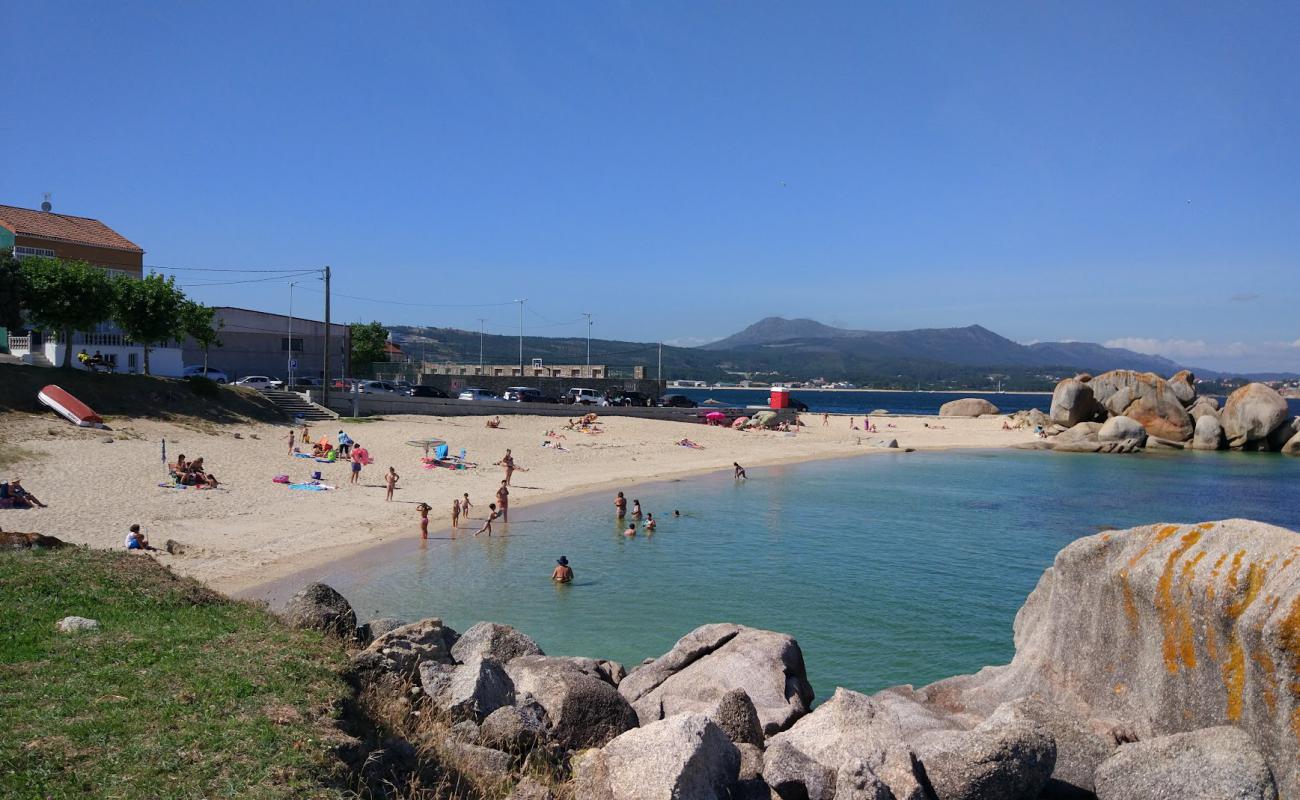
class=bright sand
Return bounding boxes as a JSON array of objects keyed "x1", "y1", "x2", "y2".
[{"x1": 0, "y1": 411, "x2": 1038, "y2": 593}]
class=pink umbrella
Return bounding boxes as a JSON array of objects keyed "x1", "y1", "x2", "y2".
[{"x1": 705, "y1": 411, "x2": 727, "y2": 420}]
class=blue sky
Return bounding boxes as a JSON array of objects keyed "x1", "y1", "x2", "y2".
[{"x1": 6, "y1": 2, "x2": 1299, "y2": 371}]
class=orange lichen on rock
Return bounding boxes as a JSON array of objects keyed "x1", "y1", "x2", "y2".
[
  {"x1": 1219, "y1": 559, "x2": 1268, "y2": 722},
  {"x1": 1157, "y1": 531, "x2": 1203, "y2": 674},
  {"x1": 1280, "y1": 596, "x2": 1300, "y2": 743},
  {"x1": 1208, "y1": 552, "x2": 1229, "y2": 602},
  {"x1": 1119, "y1": 525, "x2": 1183, "y2": 633}
]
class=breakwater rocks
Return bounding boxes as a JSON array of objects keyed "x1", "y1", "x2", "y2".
[
  {"x1": 1031, "y1": 371, "x2": 1300, "y2": 455},
  {"x1": 282, "y1": 519, "x2": 1299, "y2": 799}
]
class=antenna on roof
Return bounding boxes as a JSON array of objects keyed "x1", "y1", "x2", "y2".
[{"x1": 40, "y1": 193, "x2": 52, "y2": 212}]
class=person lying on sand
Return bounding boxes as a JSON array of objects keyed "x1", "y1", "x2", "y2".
[
  {"x1": 922, "y1": 422, "x2": 947, "y2": 430},
  {"x1": 485, "y1": 416, "x2": 501, "y2": 429},
  {"x1": 677, "y1": 438, "x2": 703, "y2": 448},
  {"x1": 203, "y1": 473, "x2": 220, "y2": 489},
  {"x1": 552, "y1": 556, "x2": 573, "y2": 583}
]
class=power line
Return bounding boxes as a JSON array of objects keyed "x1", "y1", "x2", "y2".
[
  {"x1": 176, "y1": 272, "x2": 320, "y2": 288},
  {"x1": 146, "y1": 264, "x2": 323, "y2": 274},
  {"x1": 293, "y1": 284, "x2": 517, "y2": 309}
]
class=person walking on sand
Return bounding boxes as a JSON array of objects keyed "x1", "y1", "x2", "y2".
[
  {"x1": 287, "y1": 428, "x2": 296, "y2": 455},
  {"x1": 416, "y1": 502, "x2": 431, "y2": 539},
  {"x1": 496, "y1": 480, "x2": 510, "y2": 523},
  {"x1": 451, "y1": 497, "x2": 461, "y2": 528},
  {"x1": 385, "y1": 466, "x2": 400, "y2": 500},
  {"x1": 476, "y1": 503, "x2": 499, "y2": 536},
  {"x1": 615, "y1": 491, "x2": 627, "y2": 519},
  {"x1": 350, "y1": 444, "x2": 364, "y2": 485},
  {"x1": 462, "y1": 493, "x2": 473, "y2": 518},
  {"x1": 734, "y1": 462, "x2": 747, "y2": 480},
  {"x1": 497, "y1": 449, "x2": 516, "y2": 485},
  {"x1": 337, "y1": 430, "x2": 353, "y2": 458},
  {"x1": 822, "y1": 413, "x2": 829, "y2": 426},
  {"x1": 552, "y1": 556, "x2": 573, "y2": 583}
]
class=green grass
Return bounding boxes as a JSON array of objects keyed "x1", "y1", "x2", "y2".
[
  {"x1": 0, "y1": 443, "x2": 39, "y2": 471},
  {"x1": 0, "y1": 548, "x2": 354, "y2": 799}
]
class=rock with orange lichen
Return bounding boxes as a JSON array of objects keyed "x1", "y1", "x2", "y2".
[
  {"x1": 1089, "y1": 370, "x2": 1194, "y2": 441},
  {"x1": 891, "y1": 520, "x2": 1300, "y2": 798}
]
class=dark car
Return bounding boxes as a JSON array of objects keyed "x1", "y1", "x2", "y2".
[
  {"x1": 410, "y1": 385, "x2": 449, "y2": 398},
  {"x1": 658, "y1": 394, "x2": 698, "y2": 408},
  {"x1": 503, "y1": 387, "x2": 557, "y2": 403},
  {"x1": 788, "y1": 397, "x2": 809, "y2": 412},
  {"x1": 610, "y1": 391, "x2": 653, "y2": 407}
]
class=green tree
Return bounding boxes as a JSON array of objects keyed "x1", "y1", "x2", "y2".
[
  {"x1": 111, "y1": 273, "x2": 186, "y2": 375},
  {"x1": 179, "y1": 300, "x2": 223, "y2": 372},
  {"x1": 20, "y1": 257, "x2": 115, "y2": 367},
  {"x1": 350, "y1": 321, "x2": 390, "y2": 377},
  {"x1": 0, "y1": 250, "x2": 27, "y2": 334}
]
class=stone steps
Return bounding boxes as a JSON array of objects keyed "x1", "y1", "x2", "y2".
[{"x1": 260, "y1": 389, "x2": 337, "y2": 422}]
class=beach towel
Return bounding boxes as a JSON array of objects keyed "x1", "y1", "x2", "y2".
[
  {"x1": 293, "y1": 452, "x2": 314, "y2": 459},
  {"x1": 289, "y1": 482, "x2": 333, "y2": 491}
]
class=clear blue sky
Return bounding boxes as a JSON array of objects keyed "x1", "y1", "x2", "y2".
[{"x1": 6, "y1": 1, "x2": 1299, "y2": 371}]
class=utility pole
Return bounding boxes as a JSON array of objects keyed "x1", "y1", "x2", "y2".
[
  {"x1": 516, "y1": 298, "x2": 526, "y2": 376},
  {"x1": 477, "y1": 318, "x2": 485, "y2": 367},
  {"x1": 658, "y1": 342, "x2": 663, "y2": 385},
  {"x1": 322, "y1": 265, "x2": 332, "y2": 408},
  {"x1": 583, "y1": 312, "x2": 593, "y2": 370},
  {"x1": 288, "y1": 281, "x2": 295, "y2": 387}
]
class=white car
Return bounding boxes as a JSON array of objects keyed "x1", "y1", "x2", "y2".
[
  {"x1": 234, "y1": 375, "x2": 283, "y2": 390},
  {"x1": 458, "y1": 387, "x2": 501, "y2": 401},
  {"x1": 358, "y1": 380, "x2": 402, "y2": 395},
  {"x1": 182, "y1": 365, "x2": 229, "y2": 383},
  {"x1": 565, "y1": 387, "x2": 602, "y2": 405}
]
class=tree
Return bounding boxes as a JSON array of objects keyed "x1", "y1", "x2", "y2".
[
  {"x1": 20, "y1": 257, "x2": 115, "y2": 367},
  {"x1": 350, "y1": 321, "x2": 390, "y2": 377},
  {"x1": 0, "y1": 250, "x2": 27, "y2": 334},
  {"x1": 111, "y1": 273, "x2": 186, "y2": 375},
  {"x1": 179, "y1": 300, "x2": 223, "y2": 371}
]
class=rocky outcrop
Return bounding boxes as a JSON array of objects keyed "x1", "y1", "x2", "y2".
[
  {"x1": 572, "y1": 714, "x2": 740, "y2": 800},
  {"x1": 1049, "y1": 379, "x2": 1100, "y2": 428},
  {"x1": 1097, "y1": 415, "x2": 1146, "y2": 443},
  {"x1": 913, "y1": 706, "x2": 1056, "y2": 800},
  {"x1": 900, "y1": 520, "x2": 1300, "y2": 799},
  {"x1": 282, "y1": 582, "x2": 358, "y2": 640},
  {"x1": 1266, "y1": 417, "x2": 1300, "y2": 452},
  {"x1": 617, "y1": 623, "x2": 814, "y2": 735},
  {"x1": 56, "y1": 615, "x2": 100, "y2": 633},
  {"x1": 705, "y1": 688, "x2": 765, "y2": 747},
  {"x1": 1188, "y1": 395, "x2": 1222, "y2": 422},
  {"x1": 1169, "y1": 370, "x2": 1196, "y2": 406},
  {"x1": 1283, "y1": 431, "x2": 1300, "y2": 456},
  {"x1": 1223, "y1": 383, "x2": 1289, "y2": 449},
  {"x1": 1088, "y1": 370, "x2": 1193, "y2": 441},
  {"x1": 420, "y1": 657, "x2": 516, "y2": 722},
  {"x1": 357, "y1": 618, "x2": 458, "y2": 677},
  {"x1": 451, "y1": 622, "x2": 544, "y2": 665},
  {"x1": 1192, "y1": 415, "x2": 1224, "y2": 450},
  {"x1": 505, "y1": 656, "x2": 638, "y2": 750},
  {"x1": 938, "y1": 398, "x2": 1000, "y2": 418},
  {"x1": 364, "y1": 617, "x2": 408, "y2": 639},
  {"x1": 480, "y1": 697, "x2": 551, "y2": 752},
  {"x1": 1093, "y1": 726, "x2": 1278, "y2": 800}
]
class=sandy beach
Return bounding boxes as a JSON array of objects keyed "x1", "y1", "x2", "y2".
[{"x1": 0, "y1": 410, "x2": 1038, "y2": 594}]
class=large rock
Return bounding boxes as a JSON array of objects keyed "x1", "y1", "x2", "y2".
[
  {"x1": 358, "y1": 618, "x2": 458, "y2": 677},
  {"x1": 618, "y1": 623, "x2": 814, "y2": 735},
  {"x1": 506, "y1": 656, "x2": 638, "y2": 750},
  {"x1": 1, "y1": 530, "x2": 69, "y2": 549},
  {"x1": 903, "y1": 520, "x2": 1300, "y2": 799},
  {"x1": 1188, "y1": 394, "x2": 1221, "y2": 420},
  {"x1": 365, "y1": 617, "x2": 409, "y2": 639},
  {"x1": 1222, "y1": 383, "x2": 1289, "y2": 448},
  {"x1": 1049, "y1": 379, "x2": 1100, "y2": 428},
  {"x1": 979, "y1": 697, "x2": 1112, "y2": 799},
  {"x1": 1093, "y1": 726, "x2": 1278, "y2": 800},
  {"x1": 571, "y1": 714, "x2": 740, "y2": 800},
  {"x1": 421, "y1": 657, "x2": 516, "y2": 722},
  {"x1": 1098, "y1": 415, "x2": 1146, "y2": 443},
  {"x1": 938, "y1": 398, "x2": 999, "y2": 418},
  {"x1": 1169, "y1": 369, "x2": 1196, "y2": 406},
  {"x1": 55, "y1": 616, "x2": 100, "y2": 633},
  {"x1": 706, "y1": 688, "x2": 765, "y2": 747},
  {"x1": 1088, "y1": 370, "x2": 1193, "y2": 441},
  {"x1": 480, "y1": 697, "x2": 551, "y2": 752},
  {"x1": 1266, "y1": 417, "x2": 1300, "y2": 452},
  {"x1": 763, "y1": 687, "x2": 926, "y2": 800},
  {"x1": 1283, "y1": 430, "x2": 1300, "y2": 456},
  {"x1": 282, "y1": 582, "x2": 358, "y2": 640},
  {"x1": 913, "y1": 708, "x2": 1056, "y2": 800},
  {"x1": 451, "y1": 622, "x2": 544, "y2": 665},
  {"x1": 1192, "y1": 414, "x2": 1224, "y2": 450}
]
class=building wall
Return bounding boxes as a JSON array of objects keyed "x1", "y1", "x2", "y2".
[
  {"x1": 12, "y1": 234, "x2": 143, "y2": 275},
  {"x1": 409, "y1": 373, "x2": 665, "y2": 400},
  {"x1": 182, "y1": 307, "x2": 350, "y2": 381},
  {"x1": 421, "y1": 362, "x2": 616, "y2": 379}
]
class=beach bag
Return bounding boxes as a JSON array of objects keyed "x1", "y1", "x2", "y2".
[
  {"x1": 272, "y1": 474, "x2": 290, "y2": 484},
  {"x1": 311, "y1": 471, "x2": 323, "y2": 480}
]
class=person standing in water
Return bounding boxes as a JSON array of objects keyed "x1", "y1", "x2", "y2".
[
  {"x1": 615, "y1": 491, "x2": 627, "y2": 519},
  {"x1": 552, "y1": 556, "x2": 573, "y2": 583},
  {"x1": 451, "y1": 497, "x2": 461, "y2": 528},
  {"x1": 416, "y1": 502, "x2": 430, "y2": 539},
  {"x1": 496, "y1": 480, "x2": 510, "y2": 523},
  {"x1": 476, "y1": 503, "x2": 498, "y2": 536},
  {"x1": 631, "y1": 499, "x2": 642, "y2": 518},
  {"x1": 734, "y1": 462, "x2": 747, "y2": 480},
  {"x1": 644, "y1": 512, "x2": 656, "y2": 531},
  {"x1": 462, "y1": 493, "x2": 473, "y2": 517},
  {"x1": 623, "y1": 523, "x2": 637, "y2": 537}
]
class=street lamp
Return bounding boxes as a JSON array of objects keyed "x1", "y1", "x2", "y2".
[{"x1": 583, "y1": 312, "x2": 593, "y2": 371}]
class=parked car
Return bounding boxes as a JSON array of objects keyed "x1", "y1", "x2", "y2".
[
  {"x1": 358, "y1": 380, "x2": 402, "y2": 395},
  {"x1": 565, "y1": 387, "x2": 602, "y2": 405},
  {"x1": 410, "y1": 385, "x2": 449, "y2": 398},
  {"x1": 393, "y1": 381, "x2": 413, "y2": 393},
  {"x1": 182, "y1": 365, "x2": 229, "y2": 383},
  {"x1": 332, "y1": 378, "x2": 362, "y2": 391},
  {"x1": 234, "y1": 375, "x2": 283, "y2": 390},
  {"x1": 503, "y1": 387, "x2": 555, "y2": 403},
  {"x1": 789, "y1": 397, "x2": 809, "y2": 412},
  {"x1": 658, "y1": 394, "x2": 698, "y2": 408},
  {"x1": 458, "y1": 387, "x2": 502, "y2": 401},
  {"x1": 609, "y1": 391, "x2": 652, "y2": 407}
]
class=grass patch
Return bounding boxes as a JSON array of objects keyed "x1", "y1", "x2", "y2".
[
  {"x1": 0, "y1": 443, "x2": 40, "y2": 471},
  {"x1": 337, "y1": 417, "x2": 384, "y2": 424},
  {"x1": 0, "y1": 364, "x2": 284, "y2": 424},
  {"x1": 0, "y1": 548, "x2": 353, "y2": 799}
]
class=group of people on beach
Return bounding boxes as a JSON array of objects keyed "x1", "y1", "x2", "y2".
[{"x1": 170, "y1": 454, "x2": 220, "y2": 488}]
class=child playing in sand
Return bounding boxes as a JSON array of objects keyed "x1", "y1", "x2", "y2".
[
  {"x1": 385, "y1": 467, "x2": 400, "y2": 500},
  {"x1": 451, "y1": 498, "x2": 461, "y2": 528},
  {"x1": 476, "y1": 503, "x2": 498, "y2": 536},
  {"x1": 416, "y1": 502, "x2": 431, "y2": 539}
]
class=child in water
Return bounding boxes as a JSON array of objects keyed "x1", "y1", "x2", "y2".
[
  {"x1": 451, "y1": 497, "x2": 461, "y2": 528},
  {"x1": 476, "y1": 503, "x2": 498, "y2": 537},
  {"x1": 644, "y1": 512, "x2": 656, "y2": 531},
  {"x1": 462, "y1": 493, "x2": 473, "y2": 517}
]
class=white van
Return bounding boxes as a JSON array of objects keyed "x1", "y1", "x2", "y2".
[{"x1": 565, "y1": 387, "x2": 602, "y2": 405}]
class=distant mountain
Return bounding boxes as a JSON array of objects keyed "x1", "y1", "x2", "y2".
[{"x1": 703, "y1": 317, "x2": 1195, "y2": 375}]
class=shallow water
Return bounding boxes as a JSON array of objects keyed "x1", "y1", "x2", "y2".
[{"x1": 253, "y1": 449, "x2": 1300, "y2": 698}]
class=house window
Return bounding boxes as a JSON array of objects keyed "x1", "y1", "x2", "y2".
[
  {"x1": 14, "y1": 245, "x2": 57, "y2": 259},
  {"x1": 281, "y1": 337, "x2": 304, "y2": 352}
]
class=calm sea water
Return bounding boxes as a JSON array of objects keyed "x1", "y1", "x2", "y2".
[
  {"x1": 253, "y1": 449, "x2": 1300, "y2": 700},
  {"x1": 674, "y1": 388, "x2": 1300, "y2": 418}
]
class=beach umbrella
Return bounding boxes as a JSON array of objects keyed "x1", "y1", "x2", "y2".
[
  {"x1": 701, "y1": 398, "x2": 725, "y2": 406},
  {"x1": 705, "y1": 411, "x2": 727, "y2": 420}
]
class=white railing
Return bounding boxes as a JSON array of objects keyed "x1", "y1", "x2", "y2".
[{"x1": 8, "y1": 335, "x2": 30, "y2": 351}]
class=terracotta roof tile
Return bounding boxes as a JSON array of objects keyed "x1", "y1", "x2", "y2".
[{"x1": 0, "y1": 204, "x2": 144, "y2": 253}]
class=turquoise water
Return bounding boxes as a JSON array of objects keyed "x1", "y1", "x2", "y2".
[{"x1": 254, "y1": 450, "x2": 1300, "y2": 699}]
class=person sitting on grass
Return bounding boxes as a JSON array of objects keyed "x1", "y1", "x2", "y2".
[{"x1": 125, "y1": 524, "x2": 156, "y2": 551}]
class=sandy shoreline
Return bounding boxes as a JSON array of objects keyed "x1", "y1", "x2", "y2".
[{"x1": 0, "y1": 410, "x2": 1038, "y2": 594}]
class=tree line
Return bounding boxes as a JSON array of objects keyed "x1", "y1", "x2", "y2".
[{"x1": 0, "y1": 253, "x2": 220, "y2": 374}]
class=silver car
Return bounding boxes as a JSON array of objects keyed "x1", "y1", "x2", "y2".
[{"x1": 458, "y1": 387, "x2": 501, "y2": 401}]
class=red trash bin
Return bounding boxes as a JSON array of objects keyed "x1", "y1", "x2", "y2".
[{"x1": 770, "y1": 387, "x2": 790, "y2": 409}]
